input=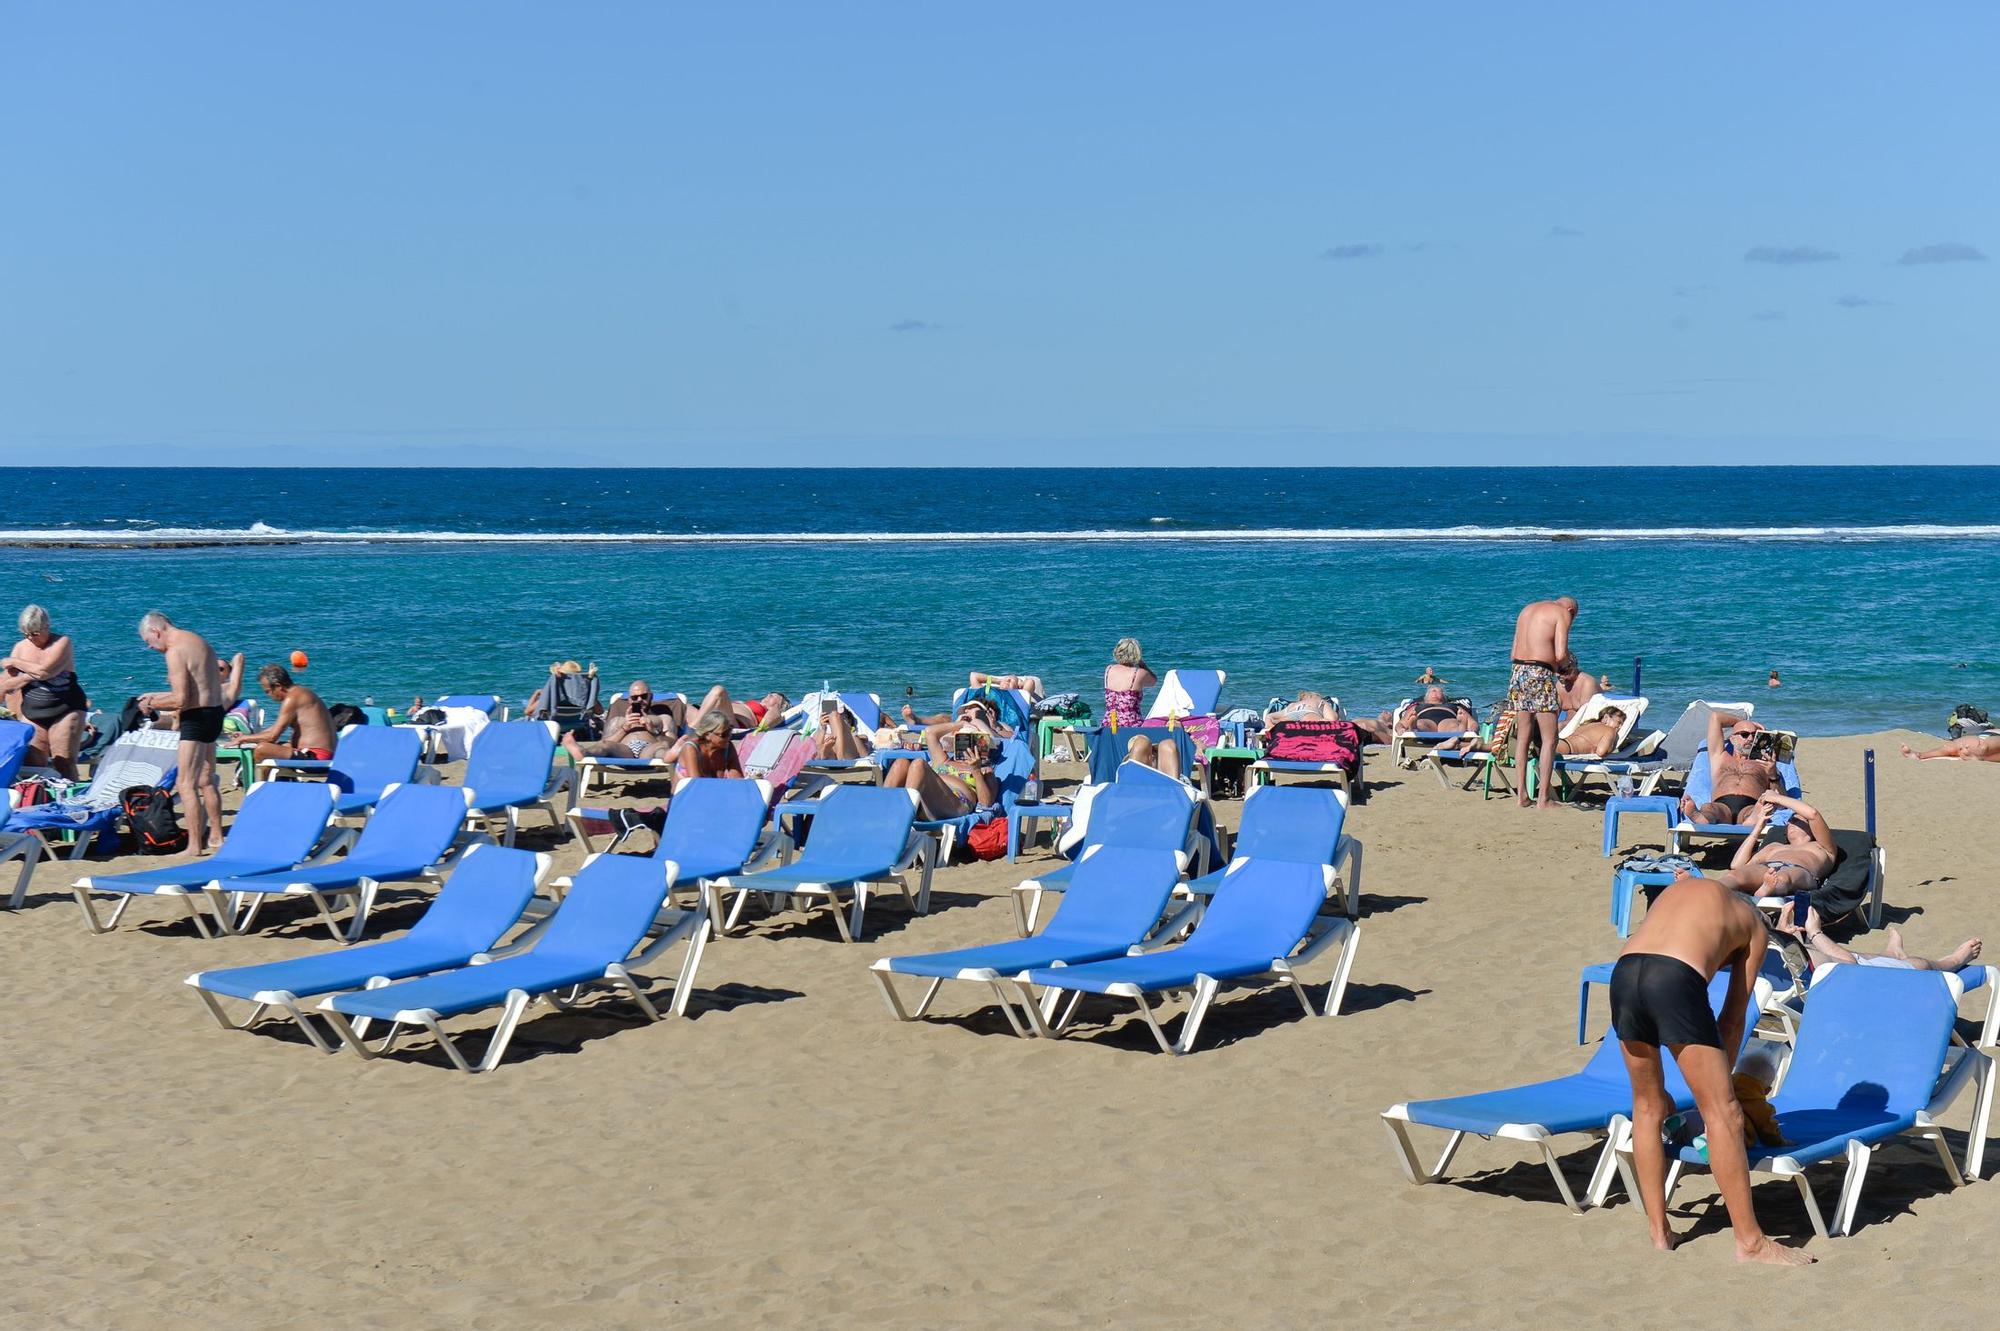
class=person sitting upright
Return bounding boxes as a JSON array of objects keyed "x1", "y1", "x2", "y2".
[
  {"x1": 881, "y1": 711, "x2": 1000, "y2": 818},
  {"x1": 1557, "y1": 653, "x2": 1602, "y2": 714},
  {"x1": 1706, "y1": 792, "x2": 1838, "y2": 898},
  {"x1": 669, "y1": 709, "x2": 746, "y2": 780},
  {"x1": 1102, "y1": 637, "x2": 1157, "y2": 727},
  {"x1": 560, "y1": 680, "x2": 680, "y2": 766},
  {"x1": 1680, "y1": 711, "x2": 1781, "y2": 824},
  {"x1": 234, "y1": 664, "x2": 338, "y2": 764}
]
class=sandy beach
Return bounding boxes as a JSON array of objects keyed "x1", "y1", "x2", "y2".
[{"x1": 5, "y1": 729, "x2": 1998, "y2": 1328}]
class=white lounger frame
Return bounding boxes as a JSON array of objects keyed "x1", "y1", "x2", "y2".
[
  {"x1": 313, "y1": 856, "x2": 713, "y2": 1073},
  {"x1": 184, "y1": 852, "x2": 557, "y2": 1051},
  {"x1": 703, "y1": 789, "x2": 936, "y2": 944}
]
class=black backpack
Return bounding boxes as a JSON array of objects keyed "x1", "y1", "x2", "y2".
[
  {"x1": 121, "y1": 785, "x2": 188, "y2": 855},
  {"x1": 327, "y1": 702, "x2": 368, "y2": 730}
]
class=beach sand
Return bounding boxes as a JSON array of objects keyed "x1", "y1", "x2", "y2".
[{"x1": 6, "y1": 730, "x2": 1998, "y2": 1328}]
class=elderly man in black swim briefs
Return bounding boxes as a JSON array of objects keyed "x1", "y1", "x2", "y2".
[
  {"x1": 136, "y1": 610, "x2": 227, "y2": 856},
  {"x1": 1612, "y1": 875, "x2": 1813, "y2": 1265},
  {"x1": 1506, "y1": 595, "x2": 1576, "y2": 810},
  {"x1": 1680, "y1": 710, "x2": 1781, "y2": 826}
]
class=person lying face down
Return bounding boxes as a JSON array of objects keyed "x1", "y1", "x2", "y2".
[
  {"x1": 1680, "y1": 712, "x2": 1781, "y2": 825},
  {"x1": 1705, "y1": 793, "x2": 1838, "y2": 898}
]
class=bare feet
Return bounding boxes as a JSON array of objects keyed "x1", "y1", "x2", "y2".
[
  {"x1": 1884, "y1": 926, "x2": 1908, "y2": 960},
  {"x1": 1939, "y1": 938, "x2": 1983, "y2": 970},
  {"x1": 1737, "y1": 1235, "x2": 1814, "y2": 1266},
  {"x1": 1649, "y1": 1227, "x2": 1678, "y2": 1253},
  {"x1": 1679, "y1": 795, "x2": 1699, "y2": 819},
  {"x1": 1900, "y1": 743, "x2": 1917, "y2": 759}
]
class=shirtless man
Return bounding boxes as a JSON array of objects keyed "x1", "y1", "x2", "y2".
[
  {"x1": 1778, "y1": 904, "x2": 1981, "y2": 974},
  {"x1": 1707, "y1": 793, "x2": 1838, "y2": 897},
  {"x1": 1901, "y1": 734, "x2": 2000, "y2": 763},
  {"x1": 235, "y1": 664, "x2": 337, "y2": 764},
  {"x1": 1389, "y1": 686, "x2": 1479, "y2": 736},
  {"x1": 1612, "y1": 875, "x2": 1813, "y2": 1264},
  {"x1": 136, "y1": 611, "x2": 227, "y2": 856},
  {"x1": 561, "y1": 680, "x2": 680, "y2": 765},
  {"x1": 1506, "y1": 595, "x2": 1576, "y2": 809},
  {"x1": 1681, "y1": 711, "x2": 1780, "y2": 824}
]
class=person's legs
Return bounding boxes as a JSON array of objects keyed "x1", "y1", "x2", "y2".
[
  {"x1": 688, "y1": 686, "x2": 731, "y2": 729},
  {"x1": 1532, "y1": 711, "x2": 1559, "y2": 806},
  {"x1": 1155, "y1": 736, "x2": 1181, "y2": 779},
  {"x1": 176, "y1": 739, "x2": 208, "y2": 855},
  {"x1": 1617, "y1": 1041, "x2": 1678, "y2": 1251},
  {"x1": 250, "y1": 739, "x2": 297, "y2": 763},
  {"x1": 47, "y1": 710, "x2": 84, "y2": 779},
  {"x1": 196, "y1": 739, "x2": 224, "y2": 843},
  {"x1": 1668, "y1": 1042, "x2": 1813, "y2": 1265}
]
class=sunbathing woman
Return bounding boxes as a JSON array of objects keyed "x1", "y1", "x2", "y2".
[
  {"x1": 1124, "y1": 733, "x2": 1182, "y2": 780},
  {"x1": 670, "y1": 710, "x2": 745, "y2": 780},
  {"x1": 1706, "y1": 793, "x2": 1838, "y2": 898},
  {"x1": 688, "y1": 685, "x2": 789, "y2": 733},
  {"x1": 1778, "y1": 903, "x2": 1980, "y2": 973},
  {"x1": 1103, "y1": 636, "x2": 1157, "y2": 727},
  {"x1": 881, "y1": 714, "x2": 999, "y2": 818},
  {"x1": 1264, "y1": 690, "x2": 1340, "y2": 729},
  {"x1": 1449, "y1": 706, "x2": 1626, "y2": 758},
  {"x1": 1901, "y1": 734, "x2": 2000, "y2": 762}
]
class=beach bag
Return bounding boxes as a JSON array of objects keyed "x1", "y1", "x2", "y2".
[
  {"x1": 12, "y1": 776, "x2": 53, "y2": 810},
  {"x1": 410, "y1": 707, "x2": 447, "y2": 725},
  {"x1": 120, "y1": 785, "x2": 187, "y2": 855},
  {"x1": 1164, "y1": 715, "x2": 1223, "y2": 755},
  {"x1": 964, "y1": 817, "x2": 1009, "y2": 861},
  {"x1": 1263, "y1": 719, "x2": 1359, "y2": 769},
  {"x1": 327, "y1": 703, "x2": 368, "y2": 730}
]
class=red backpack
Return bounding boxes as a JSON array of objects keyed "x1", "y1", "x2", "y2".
[{"x1": 963, "y1": 817, "x2": 1009, "y2": 861}]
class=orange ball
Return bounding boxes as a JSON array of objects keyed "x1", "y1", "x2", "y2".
[{"x1": 289, "y1": 650, "x2": 310, "y2": 670}]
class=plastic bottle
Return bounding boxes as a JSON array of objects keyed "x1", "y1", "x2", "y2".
[{"x1": 1691, "y1": 1133, "x2": 1710, "y2": 1162}]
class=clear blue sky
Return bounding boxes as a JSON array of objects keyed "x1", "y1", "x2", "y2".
[{"x1": 4, "y1": 2, "x2": 1994, "y2": 466}]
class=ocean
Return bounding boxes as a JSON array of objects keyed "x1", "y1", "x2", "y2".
[{"x1": 5, "y1": 466, "x2": 1995, "y2": 736}]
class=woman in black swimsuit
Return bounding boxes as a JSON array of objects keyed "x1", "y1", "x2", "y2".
[{"x1": 2, "y1": 604, "x2": 89, "y2": 778}]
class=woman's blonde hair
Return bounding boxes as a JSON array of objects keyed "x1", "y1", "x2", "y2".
[
  {"x1": 692, "y1": 709, "x2": 731, "y2": 739},
  {"x1": 18, "y1": 604, "x2": 51, "y2": 638},
  {"x1": 1112, "y1": 637, "x2": 1143, "y2": 667}
]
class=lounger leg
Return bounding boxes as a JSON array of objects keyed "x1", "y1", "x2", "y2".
[
  {"x1": 1919, "y1": 1122, "x2": 1965, "y2": 1190},
  {"x1": 1130, "y1": 990, "x2": 1179, "y2": 1055},
  {"x1": 1013, "y1": 885, "x2": 1042, "y2": 937},
  {"x1": 1537, "y1": 1139, "x2": 1587, "y2": 1214},
  {"x1": 984, "y1": 981, "x2": 1034, "y2": 1036},
  {"x1": 1010, "y1": 981, "x2": 1059, "y2": 1037},
  {"x1": 605, "y1": 964, "x2": 663, "y2": 1022},
  {"x1": 1336, "y1": 841, "x2": 1363, "y2": 918},
  {"x1": 4, "y1": 839, "x2": 39, "y2": 909},
  {"x1": 472, "y1": 991, "x2": 534, "y2": 1072},
  {"x1": 1790, "y1": 1169, "x2": 1831, "y2": 1240},
  {"x1": 1173, "y1": 976, "x2": 1222, "y2": 1055},
  {"x1": 836, "y1": 885, "x2": 861, "y2": 943},
  {"x1": 870, "y1": 967, "x2": 915, "y2": 1021},
  {"x1": 1585, "y1": 1129, "x2": 1623, "y2": 1209},
  {"x1": 71, "y1": 887, "x2": 118, "y2": 934},
  {"x1": 1381, "y1": 1114, "x2": 1467, "y2": 1186}
]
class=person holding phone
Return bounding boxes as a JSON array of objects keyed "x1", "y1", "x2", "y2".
[
  {"x1": 560, "y1": 680, "x2": 681, "y2": 766},
  {"x1": 1707, "y1": 793, "x2": 1838, "y2": 897},
  {"x1": 1777, "y1": 904, "x2": 1981, "y2": 974},
  {"x1": 880, "y1": 712, "x2": 999, "y2": 818}
]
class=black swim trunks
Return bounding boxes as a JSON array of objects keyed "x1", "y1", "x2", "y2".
[
  {"x1": 1609, "y1": 953, "x2": 1722, "y2": 1049},
  {"x1": 178, "y1": 705, "x2": 225, "y2": 744},
  {"x1": 1709, "y1": 793, "x2": 1756, "y2": 823}
]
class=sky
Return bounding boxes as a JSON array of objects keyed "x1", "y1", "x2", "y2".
[{"x1": 3, "y1": 2, "x2": 1995, "y2": 466}]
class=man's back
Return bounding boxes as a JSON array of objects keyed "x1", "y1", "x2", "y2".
[
  {"x1": 1512, "y1": 600, "x2": 1561, "y2": 664},
  {"x1": 167, "y1": 628, "x2": 223, "y2": 708},
  {"x1": 1621, "y1": 874, "x2": 1759, "y2": 979}
]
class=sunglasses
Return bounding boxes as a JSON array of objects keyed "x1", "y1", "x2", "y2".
[{"x1": 629, "y1": 695, "x2": 652, "y2": 704}]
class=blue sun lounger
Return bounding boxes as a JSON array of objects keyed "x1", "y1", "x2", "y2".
[
  {"x1": 256, "y1": 724, "x2": 425, "y2": 816},
  {"x1": 1012, "y1": 780, "x2": 1200, "y2": 935},
  {"x1": 3, "y1": 727, "x2": 180, "y2": 859},
  {"x1": 461, "y1": 719, "x2": 573, "y2": 846},
  {"x1": 1383, "y1": 970, "x2": 1774, "y2": 1212},
  {"x1": 1611, "y1": 964, "x2": 1988, "y2": 1237},
  {"x1": 1015, "y1": 856, "x2": 1360, "y2": 1055},
  {"x1": 706, "y1": 784, "x2": 927, "y2": 942},
  {"x1": 548, "y1": 776, "x2": 776, "y2": 922},
  {"x1": 317, "y1": 851, "x2": 707, "y2": 1073},
  {"x1": 1182, "y1": 785, "x2": 1364, "y2": 918},
  {"x1": 870, "y1": 846, "x2": 1184, "y2": 1035},
  {"x1": 1601, "y1": 739, "x2": 1802, "y2": 856},
  {"x1": 185, "y1": 843, "x2": 550, "y2": 1050},
  {"x1": 204, "y1": 782, "x2": 480, "y2": 943},
  {"x1": 71, "y1": 781, "x2": 339, "y2": 937}
]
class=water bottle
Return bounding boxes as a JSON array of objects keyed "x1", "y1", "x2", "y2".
[
  {"x1": 1691, "y1": 1133, "x2": 1710, "y2": 1162},
  {"x1": 1615, "y1": 775, "x2": 1635, "y2": 799}
]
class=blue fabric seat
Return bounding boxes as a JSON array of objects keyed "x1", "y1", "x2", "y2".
[
  {"x1": 185, "y1": 844, "x2": 547, "y2": 1050},
  {"x1": 461, "y1": 719, "x2": 568, "y2": 845},
  {"x1": 708, "y1": 784, "x2": 922, "y2": 942},
  {"x1": 871, "y1": 846, "x2": 1183, "y2": 1034},
  {"x1": 72, "y1": 781, "x2": 337, "y2": 937},
  {"x1": 1016, "y1": 857, "x2": 1358, "y2": 1055},
  {"x1": 317, "y1": 852, "x2": 702, "y2": 1073}
]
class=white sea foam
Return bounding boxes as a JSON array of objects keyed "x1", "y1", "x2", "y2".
[{"x1": 9, "y1": 523, "x2": 2000, "y2": 546}]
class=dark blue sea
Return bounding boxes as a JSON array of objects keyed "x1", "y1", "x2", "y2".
[{"x1": 5, "y1": 466, "x2": 1995, "y2": 734}]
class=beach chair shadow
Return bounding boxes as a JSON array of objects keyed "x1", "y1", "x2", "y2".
[{"x1": 1355, "y1": 892, "x2": 1426, "y2": 918}]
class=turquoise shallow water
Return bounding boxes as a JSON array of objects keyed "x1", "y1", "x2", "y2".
[{"x1": 5, "y1": 466, "x2": 1997, "y2": 734}]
